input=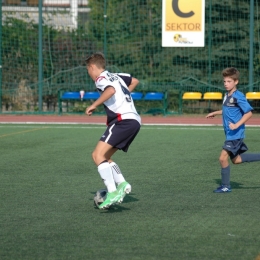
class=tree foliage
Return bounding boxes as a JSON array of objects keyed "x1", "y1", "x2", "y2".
[
  {"x1": 87, "y1": 0, "x2": 256, "y2": 86},
  {"x1": 2, "y1": 0, "x2": 259, "y2": 96}
]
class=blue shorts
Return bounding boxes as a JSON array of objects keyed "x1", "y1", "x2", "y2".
[
  {"x1": 222, "y1": 139, "x2": 248, "y2": 159},
  {"x1": 100, "y1": 119, "x2": 140, "y2": 152}
]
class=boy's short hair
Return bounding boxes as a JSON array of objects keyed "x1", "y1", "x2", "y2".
[
  {"x1": 85, "y1": 52, "x2": 106, "y2": 69},
  {"x1": 222, "y1": 67, "x2": 240, "y2": 81}
]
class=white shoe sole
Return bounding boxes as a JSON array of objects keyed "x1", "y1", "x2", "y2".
[{"x1": 125, "y1": 184, "x2": 131, "y2": 194}]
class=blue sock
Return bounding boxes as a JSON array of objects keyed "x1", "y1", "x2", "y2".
[
  {"x1": 221, "y1": 165, "x2": 230, "y2": 187},
  {"x1": 241, "y1": 153, "x2": 260, "y2": 163}
]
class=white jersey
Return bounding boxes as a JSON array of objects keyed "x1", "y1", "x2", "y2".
[{"x1": 95, "y1": 70, "x2": 141, "y2": 126}]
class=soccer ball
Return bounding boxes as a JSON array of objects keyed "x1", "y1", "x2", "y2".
[{"x1": 93, "y1": 188, "x2": 107, "y2": 208}]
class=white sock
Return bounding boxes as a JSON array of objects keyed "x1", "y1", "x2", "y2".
[
  {"x1": 98, "y1": 162, "x2": 116, "y2": 192},
  {"x1": 110, "y1": 162, "x2": 125, "y2": 186}
]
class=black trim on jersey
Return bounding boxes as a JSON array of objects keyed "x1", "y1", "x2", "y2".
[
  {"x1": 117, "y1": 74, "x2": 132, "y2": 87},
  {"x1": 104, "y1": 106, "x2": 119, "y2": 125}
]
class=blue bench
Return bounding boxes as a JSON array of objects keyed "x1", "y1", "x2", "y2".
[
  {"x1": 60, "y1": 92, "x2": 80, "y2": 100},
  {"x1": 131, "y1": 91, "x2": 168, "y2": 115},
  {"x1": 131, "y1": 92, "x2": 143, "y2": 100},
  {"x1": 83, "y1": 92, "x2": 100, "y2": 100},
  {"x1": 58, "y1": 91, "x2": 168, "y2": 115},
  {"x1": 58, "y1": 91, "x2": 100, "y2": 114},
  {"x1": 60, "y1": 91, "x2": 100, "y2": 101}
]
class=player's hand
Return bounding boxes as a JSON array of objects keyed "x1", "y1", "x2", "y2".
[
  {"x1": 206, "y1": 112, "x2": 215, "y2": 118},
  {"x1": 86, "y1": 105, "x2": 96, "y2": 116},
  {"x1": 229, "y1": 122, "x2": 237, "y2": 130}
]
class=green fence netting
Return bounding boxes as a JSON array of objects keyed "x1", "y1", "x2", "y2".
[{"x1": 0, "y1": 0, "x2": 260, "y2": 114}]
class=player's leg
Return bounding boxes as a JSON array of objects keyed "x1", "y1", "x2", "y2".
[
  {"x1": 93, "y1": 141, "x2": 116, "y2": 192},
  {"x1": 92, "y1": 141, "x2": 116, "y2": 166},
  {"x1": 102, "y1": 148, "x2": 126, "y2": 185},
  {"x1": 232, "y1": 153, "x2": 260, "y2": 164},
  {"x1": 102, "y1": 120, "x2": 140, "y2": 202},
  {"x1": 97, "y1": 144, "x2": 128, "y2": 187},
  {"x1": 214, "y1": 149, "x2": 232, "y2": 193},
  {"x1": 92, "y1": 141, "x2": 121, "y2": 209},
  {"x1": 219, "y1": 148, "x2": 230, "y2": 168},
  {"x1": 110, "y1": 161, "x2": 126, "y2": 185},
  {"x1": 231, "y1": 155, "x2": 242, "y2": 164},
  {"x1": 229, "y1": 140, "x2": 260, "y2": 164},
  {"x1": 104, "y1": 149, "x2": 131, "y2": 203}
]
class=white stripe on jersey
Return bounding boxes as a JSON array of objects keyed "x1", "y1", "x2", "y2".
[
  {"x1": 105, "y1": 124, "x2": 115, "y2": 143},
  {"x1": 117, "y1": 73, "x2": 130, "y2": 77}
]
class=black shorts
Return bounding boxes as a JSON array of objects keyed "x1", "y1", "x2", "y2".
[
  {"x1": 222, "y1": 139, "x2": 248, "y2": 159},
  {"x1": 100, "y1": 119, "x2": 141, "y2": 152}
]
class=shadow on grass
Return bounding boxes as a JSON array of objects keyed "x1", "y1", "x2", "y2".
[
  {"x1": 99, "y1": 204, "x2": 131, "y2": 213},
  {"x1": 90, "y1": 190, "x2": 138, "y2": 203},
  {"x1": 95, "y1": 197, "x2": 139, "y2": 213},
  {"x1": 91, "y1": 192, "x2": 139, "y2": 212},
  {"x1": 214, "y1": 179, "x2": 260, "y2": 189}
]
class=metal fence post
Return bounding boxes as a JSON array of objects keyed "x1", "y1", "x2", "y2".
[
  {"x1": 104, "y1": 0, "x2": 107, "y2": 58},
  {"x1": 0, "y1": 0, "x2": 2, "y2": 112},
  {"x1": 208, "y1": 0, "x2": 212, "y2": 87},
  {"x1": 249, "y1": 0, "x2": 254, "y2": 91},
  {"x1": 38, "y1": 0, "x2": 43, "y2": 112}
]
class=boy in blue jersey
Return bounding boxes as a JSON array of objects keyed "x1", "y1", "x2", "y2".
[
  {"x1": 206, "y1": 67, "x2": 260, "y2": 193},
  {"x1": 85, "y1": 53, "x2": 141, "y2": 208}
]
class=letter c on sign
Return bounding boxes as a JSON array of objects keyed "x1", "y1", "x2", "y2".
[{"x1": 172, "y1": 0, "x2": 194, "y2": 18}]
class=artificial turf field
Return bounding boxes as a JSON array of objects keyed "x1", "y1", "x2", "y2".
[{"x1": 0, "y1": 124, "x2": 260, "y2": 260}]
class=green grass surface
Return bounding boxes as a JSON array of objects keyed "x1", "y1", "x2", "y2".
[{"x1": 0, "y1": 124, "x2": 260, "y2": 260}]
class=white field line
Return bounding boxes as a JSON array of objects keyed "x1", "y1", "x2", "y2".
[
  {"x1": 0, "y1": 125, "x2": 259, "y2": 131},
  {"x1": 0, "y1": 121, "x2": 259, "y2": 127}
]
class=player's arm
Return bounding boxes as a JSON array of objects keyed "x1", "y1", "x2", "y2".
[
  {"x1": 229, "y1": 94, "x2": 254, "y2": 129},
  {"x1": 86, "y1": 86, "x2": 115, "y2": 116},
  {"x1": 128, "y1": 77, "x2": 139, "y2": 92},
  {"x1": 206, "y1": 110, "x2": 222, "y2": 118},
  {"x1": 229, "y1": 111, "x2": 252, "y2": 130}
]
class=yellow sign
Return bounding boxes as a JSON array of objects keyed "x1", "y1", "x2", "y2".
[{"x1": 162, "y1": 0, "x2": 205, "y2": 47}]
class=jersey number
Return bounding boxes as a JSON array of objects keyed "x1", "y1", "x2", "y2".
[
  {"x1": 107, "y1": 72, "x2": 118, "y2": 82},
  {"x1": 120, "y1": 82, "x2": 132, "y2": 102}
]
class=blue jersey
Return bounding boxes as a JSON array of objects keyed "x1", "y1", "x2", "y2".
[{"x1": 222, "y1": 90, "x2": 253, "y2": 140}]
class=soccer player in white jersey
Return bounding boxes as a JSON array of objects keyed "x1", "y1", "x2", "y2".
[
  {"x1": 85, "y1": 52, "x2": 141, "y2": 209},
  {"x1": 206, "y1": 67, "x2": 260, "y2": 193}
]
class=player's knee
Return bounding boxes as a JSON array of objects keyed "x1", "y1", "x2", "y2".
[
  {"x1": 219, "y1": 156, "x2": 224, "y2": 163},
  {"x1": 231, "y1": 156, "x2": 242, "y2": 164},
  {"x1": 92, "y1": 151, "x2": 106, "y2": 165},
  {"x1": 92, "y1": 151, "x2": 98, "y2": 164},
  {"x1": 219, "y1": 155, "x2": 228, "y2": 165},
  {"x1": 231, "y1": 159, "x2": 237, "y2": 164}
]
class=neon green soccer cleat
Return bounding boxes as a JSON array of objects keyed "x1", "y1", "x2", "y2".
[
  {"x1": 117, "y1": 181, "x2": 132, "y2": 203},
  {"x1": 98, "y1": 190, "x2": 121, "y2": 209}
]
